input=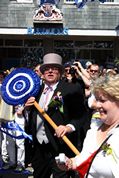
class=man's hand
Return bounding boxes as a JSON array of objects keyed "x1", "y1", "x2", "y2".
[
  {"x1": 25, "y1": 97, "x2": 35, "y2": 107},
  {"x1": 55, "y1": 125, "x2": 72, "y2": 137}
]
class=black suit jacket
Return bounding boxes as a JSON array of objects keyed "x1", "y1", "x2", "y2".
[{"x1": 28, "y1": 79, "x2": 89, "y2": 157}]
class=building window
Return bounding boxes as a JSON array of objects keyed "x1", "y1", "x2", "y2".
[
  {"x1": 5, "y1": 40, "x2": 23, "y2": 47},
  {"x1": 54, "y1": 40, "x2": 114, "y2": 65},
  {"x1": 105, "y1": 0, "x2": 119, "y2": 3}
]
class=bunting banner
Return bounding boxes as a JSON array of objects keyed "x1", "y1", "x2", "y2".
[
  {"x1": 74, "y1": 0, "x2": 106, "y2": 9},
  {"x1": 0, "y1": 121, "x2": 32, "y2": 141}
]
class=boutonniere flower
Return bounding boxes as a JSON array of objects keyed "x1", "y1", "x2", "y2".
[
  {"x1": 101, "y1": 143, "x2": 117, "y2": 163},
  {"x1": 48, "y1": 91, "x2": 64, "y2": 113},
  {"x1": 102, "y1": 143, "x2": 112, "y2": 155}
]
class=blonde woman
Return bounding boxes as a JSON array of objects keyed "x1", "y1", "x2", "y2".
[{"x1": 56, "y1": 75, "x2": 119, "y2": 178}]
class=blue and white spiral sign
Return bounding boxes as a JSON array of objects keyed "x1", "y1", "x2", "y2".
[{"x1": 1, "y1": 68, "x2": 41, "y2": 105}]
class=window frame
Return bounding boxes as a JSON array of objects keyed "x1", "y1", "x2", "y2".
[{"x1": 16, "y1": 0, "x2": 33, "y2": 3}]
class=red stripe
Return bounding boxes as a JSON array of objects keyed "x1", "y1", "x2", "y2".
[{"x1": 76, "y1": 150, "x2": 98, "y2": 178}]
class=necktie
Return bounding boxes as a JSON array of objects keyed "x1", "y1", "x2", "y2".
[
  {"x1": 43, "y1": 86, "x2": 53, "y2": 110},
  {"x1": 36, "y1": 86, "x2": 53, "y2": 144}
]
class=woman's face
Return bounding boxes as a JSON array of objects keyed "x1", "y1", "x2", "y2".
[{"x1": 96, "y1": 92, "x2": 119, "y2": 125}]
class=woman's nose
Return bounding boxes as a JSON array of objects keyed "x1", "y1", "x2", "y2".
[{"x1": 96, "y1": 101, "x2": 102, "y2": 108}]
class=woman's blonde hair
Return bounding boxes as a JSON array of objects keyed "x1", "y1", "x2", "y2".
[{"x1": 92, "y1": 74, "x2": 119, "y2": 101}]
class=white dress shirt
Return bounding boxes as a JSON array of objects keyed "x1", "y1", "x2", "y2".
[{"x1": 36, "y1": 83, "x2": 58, "y2": 144}]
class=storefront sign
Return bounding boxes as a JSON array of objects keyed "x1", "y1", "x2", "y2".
[{"x1": 27, "y1": 27, "x2": 68, "y2": 35}]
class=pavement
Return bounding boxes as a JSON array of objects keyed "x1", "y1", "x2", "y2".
[
  {"x1": 0, "y1": 166, "x2": 33, "y2": 178},
  {"x1": 0, "y1": 166, "x2": 55, "y2": 178}
]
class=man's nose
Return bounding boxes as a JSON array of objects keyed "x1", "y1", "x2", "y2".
[{"x1": 48, "y1": 68, "x2": 53, "y2": 72}]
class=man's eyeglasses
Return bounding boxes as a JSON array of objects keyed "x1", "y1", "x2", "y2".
[
  {"x1": 90, "y1": 69, "x2": 98, "y2": 73},
  {"x1": 43, "y1": 66, "x2": 59, "y2": 72}
]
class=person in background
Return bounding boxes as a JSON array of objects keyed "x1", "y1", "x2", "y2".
[
  {"x1": 14, "y1": 104, "x2": 26, "y2": 172},
  {"x1": 85, "y1": 63, "x2": 100, "y2": 109},
  {"x1": 71, "y1": 60, "x2": 91, "y2": 89},
  {"x1": 0, "y1": 70, "x2": 26, "y2": 172},
  {"x1": 63, "y1": 61, "x2": 72, "y2": 82},
  {"x1": 0, "y1": 70, "x2": 6, "y2": 168},
  {"x1": 56, "y1": 74, "x2": 119, "y2": 178},
  {"x1": 34, "y1": 63, "x2": 42, "y2": 78},
  {"x1": 34, "y1": 63, "x2": 44, "y2": 85},
  {"x1": 25, "y1": 53, "x2": 88, "y2": 178},
  {"x1": 0, "y1": 70, "x2": 15, "y2": 169},
  {"x1": 88, "y1": 64, "x2": 100, "y2": 81},
  {"x1": 86, "y1": 64, "x2": 101, "y2": 130},
  {"x1": 85, "y1": 61, "x2": 92, "y2": 73},
  {"x1": 106, "y1": 68, "x2": 117, "y2": 77},
  {"x1": 63, "y1": 60, "x2": 91, "y2": 96},
  {"x1": 62, "y1": 60, "x2": 91, "y2": 144}
]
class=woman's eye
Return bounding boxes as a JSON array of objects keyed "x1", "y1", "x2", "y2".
[
  {"x1": 99, "y1": 99, "x2": 107, "y2": 103},
  {"x1": 96, "y1": 97, "x2": 107, "y2": 102}
]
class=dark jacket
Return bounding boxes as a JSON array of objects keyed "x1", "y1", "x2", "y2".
[{"x1": 28, "y1": 79, "x2": 89, "y2": 157}]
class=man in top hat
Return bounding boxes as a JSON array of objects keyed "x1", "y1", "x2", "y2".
[{"x1": 25, "y1": 53, "x2": 88, "y2": 178}]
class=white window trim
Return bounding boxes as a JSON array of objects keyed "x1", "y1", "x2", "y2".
[
  {"x1": 17, "y1": 0, "x2": 33, "y2": 3},
  {"x1": 64, "y1": 0, "x2": 75, "y2": 4},
  {"x1": 100, "y1": 1, "x2": 119, "y2": 5}
]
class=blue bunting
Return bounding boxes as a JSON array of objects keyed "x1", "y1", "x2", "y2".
[
  {"x1": 74, "y1": 0, "x2": 87, "y2": 8},
  {"x1": 40, "y1": 0, "x2": 57, "y2": 5},
  {"x1": 0, "y1": 121, "x2": 32, "y2": 141},
  {"x1": 99, "y1": 0, "x2": 106, "y2": 2},
  {"x1": 74, "y1": 0, "x2": 106, "y2": 9}
]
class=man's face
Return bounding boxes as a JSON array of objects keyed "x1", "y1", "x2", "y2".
[
  {"x1": 89, "y1": 65, "x2": 99, "y2": 80},
  {"x1": 64, "y1": 67, "x2": 71, "y2": 77},
  {"x1": 42, "y1": 65, "x2": 61, "y2": 85}
]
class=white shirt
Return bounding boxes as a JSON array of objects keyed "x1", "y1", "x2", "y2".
[
  {"x1": 75, "y1": 124, "x2": 119, "y2": 178},
  {"x1": 36, "y1": 82, "x2": 58, "y2": 144}
]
